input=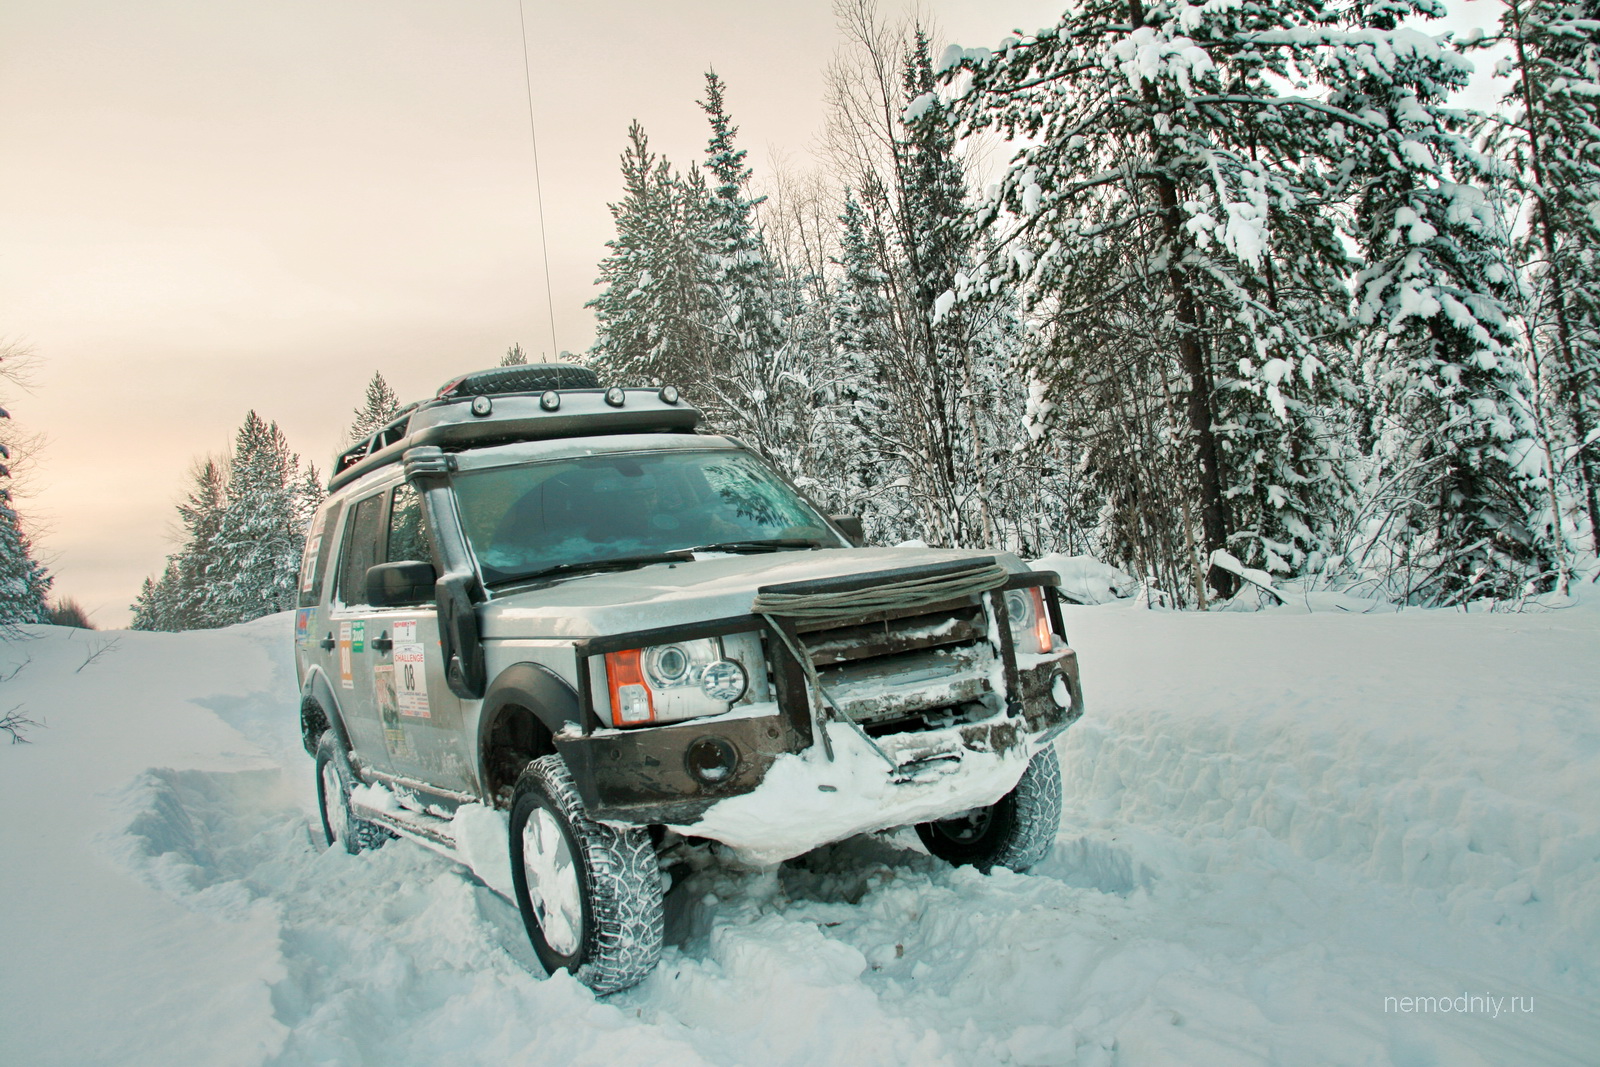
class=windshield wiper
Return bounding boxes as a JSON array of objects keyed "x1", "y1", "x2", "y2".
[
  {"x1": 490, "y1": 550, "x2": 694, "y2": 587},
  {"x1": 685, "y1": 538, "x2": 824, "y2": 554}
]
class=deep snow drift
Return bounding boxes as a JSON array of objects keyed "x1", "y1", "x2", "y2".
[{"x1": 1, "y1": 595, "x2": 1597, "y2": 1066}]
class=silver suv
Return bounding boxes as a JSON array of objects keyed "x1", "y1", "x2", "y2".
[{"x1": 296, "y1": 365, "x2": 1083, "y2": 993}]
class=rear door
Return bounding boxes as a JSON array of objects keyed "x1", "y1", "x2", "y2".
[{"x1": 327, "y1": 488, "x2": 395, "y2": 773}]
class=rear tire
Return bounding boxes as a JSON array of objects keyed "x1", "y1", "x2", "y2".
[
  {"x1": 916, "y1": 746, "x2": 1062, "y2": 873},
  {"x1": 508, "y1": 755, "x2": 663, "y2": 994},
  {"x1": 315, "y1": 731, "x2": 390, "y2": 855}
]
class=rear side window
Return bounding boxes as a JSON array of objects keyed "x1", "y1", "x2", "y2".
[
  {"x1": 297, "y1": 500, "x2": 342, "y2": 608},
  {"x1": 335, "y1": 492, "x2": 386, "y2": 606}
]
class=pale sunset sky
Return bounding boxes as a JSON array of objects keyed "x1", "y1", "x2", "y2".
[{"x1": 0, "y1": 0, "x2": 1503, "y2": 627}]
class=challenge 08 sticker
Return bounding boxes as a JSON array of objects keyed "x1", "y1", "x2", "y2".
[{"x1": 393, "y1": 622, "x2": 429, "y2": 718}]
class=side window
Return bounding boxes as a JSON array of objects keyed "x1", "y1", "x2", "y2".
[
  {"x1": 335, "y1": 493, "x2": 386, "y2": 606},
  {"x1": 387, "y1": 483, "x2": 429, "y2": 563},
  {"x1": 297, "y1": 500, "x2": 342, "y2": 608}
]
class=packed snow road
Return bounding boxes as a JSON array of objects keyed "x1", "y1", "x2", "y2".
[{"x1": 2, "y1": 599, "x2": 1597, "y2": 1066}]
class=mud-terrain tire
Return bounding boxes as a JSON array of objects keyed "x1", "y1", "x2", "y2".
[
  {"x1": 509, "y1": 754, "x2": 664, "y2": 994},
  {"x1": 315, "y1": 731, "x2": 391, "y2": 855},
  {"x1": 916, "y1": 746, "x2": 1062, "y2": 873}
]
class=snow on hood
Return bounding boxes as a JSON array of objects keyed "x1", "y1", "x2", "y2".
[{"x1": 479, "y1": 545, "x2": 1026, "y2": 639}]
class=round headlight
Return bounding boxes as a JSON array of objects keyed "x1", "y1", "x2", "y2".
[
  {"x1": 539, "y1": 390, "x2": 561, "y2": 411},
  {"x1": 645, "y1": 644, "x2": 690, "y2": 687},
  {"x1": 1005, "y1": 589, "x2": 1033, "y2": 624},
  {"x1": 604, "y1": 386, "x2": 627, "y2": 407},
  {"x1": 699, "y1": 659, "x2": 747, "y2": 702},
  {"x1": 658, "y1": 385, "x2": 680, "y2": 404}
]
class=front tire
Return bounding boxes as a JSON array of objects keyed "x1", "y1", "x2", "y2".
[
  {"x1": 916, "y1": 746, "x2": 1062, "y2": 873},
  {"x1": 508, "y1": 755, "x2": 664, "y2": 994},
  {"x1": 314, "y1": 731, "x2": 390, "y2": 855}
]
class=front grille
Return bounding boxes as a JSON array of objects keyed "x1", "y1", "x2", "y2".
[{"x1": 785, "y1": 597, "x2": 1001, "y2": 733}]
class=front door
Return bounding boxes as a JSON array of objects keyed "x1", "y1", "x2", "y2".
[{"x1": 359, "y1": 482, "x2": 475, "y2": 797}]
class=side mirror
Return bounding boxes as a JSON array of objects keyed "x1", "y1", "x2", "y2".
[
  {"x1": 366, "y1": 560, "x2": 438, "y2": 607},
  {"x1": 830, "y1": 514, "x2": 865, "y2": 547}
]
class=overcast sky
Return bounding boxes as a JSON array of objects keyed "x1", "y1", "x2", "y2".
[{"x1": 1, "y1": 0, "x2": 1505, "y2": 628}]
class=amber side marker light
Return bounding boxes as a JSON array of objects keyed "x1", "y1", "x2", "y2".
[{"x1": 606, "y1": 649, "x2": 654, "y2": 726}]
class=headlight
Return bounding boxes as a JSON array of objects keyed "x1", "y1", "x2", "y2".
[
  {"x1": 604, "y1": 633, "x2": 766, "y2": 727},
  {"x1": 1004, "y1": 587, "x2": 1054, "y2": 655}
]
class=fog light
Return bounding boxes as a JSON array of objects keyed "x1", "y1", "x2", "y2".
[
  {"x1": 471, "y1": 395, "x2": 493, "y2": 417},
  {"x1": 604, "y1": 386, "x2": 627, "y2": 407},
  {"x1": 700, "y1": 659, "x2": 747, "y2": 702},
  {"x1": 540, "y1": 390, "x2": 561, "y2": 411},
  {"x1": 659, "y1": 386, "x2": 679, "y2": 404},
  {"x1": 686, "y1": 736, "x2": 739, "y2": 785},
  {"x1": 1050, "y1": 672, "x2": 1072, "y2": 710}
]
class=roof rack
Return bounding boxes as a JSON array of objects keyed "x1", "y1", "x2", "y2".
[{"x1": 328, "y1": 364, "x2": 699, "y2": 493}]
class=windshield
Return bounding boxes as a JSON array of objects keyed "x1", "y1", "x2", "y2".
[{"x1": 453, "y1": 449, "x2": 844, "y2": 585}]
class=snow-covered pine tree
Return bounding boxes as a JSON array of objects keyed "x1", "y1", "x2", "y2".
[
  {"x1": 0, "y1": 469, "x2": 49, "y2": 627},
  {"x1": 130, "y1": 561, "x2": 182, "y2": 632},
  {"x1": 1483, "y1": 0, "x2": 1600, "y2": 555},
  {"x1": 693, "y1": 71, "x2": 807, "y2": 468},
  {"x1": 946, "y1": 0, "x2": 1378, "y2": 602},
  {"x1": 1337, "y1": 1, "x2": 1553, "y2": 603},
  {"x1": 211, "y1": 412, "x2": 308, "y2": 624},
  {"x1": 171, "y1": 458, "x2": 229, "y2": 628},
  {"x1": 589, "y1": 122, "x2": 718, "y2": 391},
  {"x1": 130, "y1": 457, "x2": 227, "y2": 630},
  {"x1": 0, "y1": 343, "x2": 50, "y2": 627},
  {"x1": 348, "y1": 371, "x2": 401, "y2": 445},
  {"x1": 822, "y1": 185, "x2": 919, "y2": 542},
  {"x1": 501, "y1": 343, "x2": 529, "y2": 366}
]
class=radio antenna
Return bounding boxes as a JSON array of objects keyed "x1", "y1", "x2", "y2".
[{"x1": 516, "y1": 0, "x2": 560, "y2": 358}]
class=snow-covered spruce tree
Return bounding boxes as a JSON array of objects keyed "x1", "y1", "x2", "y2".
[
  {"x1": 692, "y1": 71, "x2": 811, "y2": 472},
  {"x1": 130, "y1": 457, "x2": 226, "y2": 630},
  {"x1": 347, "y1": 371, "x2": 401, "y2": 445},
  {"x1": 822, "y1": 184, "x2": 922, "y2": 543},
  {"x1": 589, "y1": 121, "x2": 718, "y2": 392},
  {"x1": 820, "y1": 10, "x2": 1078, "y2": 555},
  {"x1": 0, "y1": 344, "x2": 50, "y2": 628},
  {"x1": 0, "y1": 464, "x2": 49, "y2": 627},
  {"x1": 211, "y1": 412, "x2": 311, "y2": 624},
  {"x1": 1482, "y1": 0, "x2": 1600, "y2": 555},
  {"x1": 945, "y1": 1, "x2": 1401, "y2": 602},
  {"x1": 502, "y1": 342, "x2": 528, "y2": 366},
  {"x1": 1335, "y1": 1, "x2": 1553, "y2": 603}
]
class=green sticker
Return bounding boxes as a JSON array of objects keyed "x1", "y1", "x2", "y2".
[{"x1": 352, "y1": 620, "x2": 365, "y2": 653}]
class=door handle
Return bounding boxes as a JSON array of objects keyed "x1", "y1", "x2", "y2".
[
  {"x1": 372, "y1": 631, "x2": 394, "y2": 653},
  {"x1": 320, "y1": 632, "x2": 336, "y2": 651}
]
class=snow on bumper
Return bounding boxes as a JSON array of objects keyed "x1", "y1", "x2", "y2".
[{"x1": 665, "y1": 717, "x2": 1036, "y2": 866}]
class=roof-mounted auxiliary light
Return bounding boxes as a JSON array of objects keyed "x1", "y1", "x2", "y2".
[
  {"x1": 604, "y1": 386, "x2": 627, "y2": 407},
  {"x1": 470, "y1": 395, "x2": 493, "y2": 417},
  {"x1": 658, "y1": 386, "x2": 680, "y2": 405},
  {"x1": 540, "y1": 390, "x2": 561, "y2": 411}
]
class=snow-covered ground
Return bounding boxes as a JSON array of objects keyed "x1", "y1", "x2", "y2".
[{"x1": 2, "y1": 596, "x2": 1597, "y2": 1066}]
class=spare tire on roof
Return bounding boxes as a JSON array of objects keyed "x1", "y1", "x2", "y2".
[{"x1": 437, "y1": 364, "x2": 600, "y2": 398}]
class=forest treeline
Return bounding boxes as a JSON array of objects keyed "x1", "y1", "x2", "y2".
[
  {"x1": 127, "y1": 0, "x2": 1600, "y2": 630},
  {"x1": 587, "y1": 0, "x2": 1600, "y2": 607}
]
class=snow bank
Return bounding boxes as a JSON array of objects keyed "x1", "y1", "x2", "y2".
[
  {"x1": 1030, "y1": 552, "x2": 1138, "y2": 605},
  {"x1": 3, "y1": 600, "x2": 1597, "y2": 1065},
  {"x1": 1056, "y1": 596, "x2": 1600, "y2": 987}
]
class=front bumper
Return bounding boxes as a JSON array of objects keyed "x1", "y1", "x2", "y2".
[{"x1": 556, "y1": 643, "x2": 1082, "y2": 827}]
